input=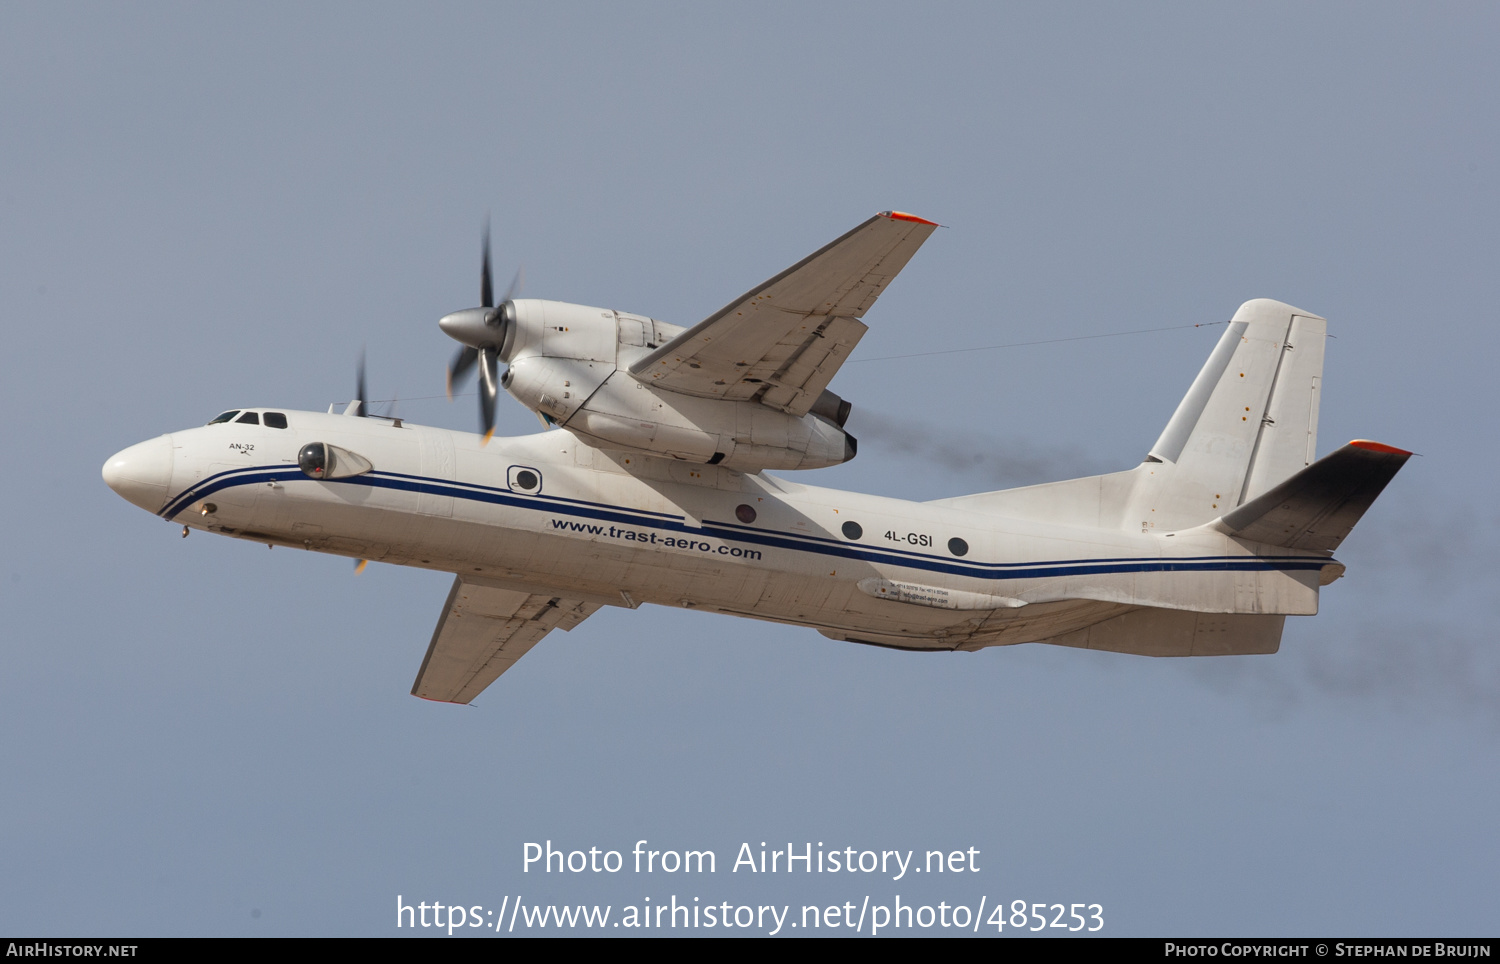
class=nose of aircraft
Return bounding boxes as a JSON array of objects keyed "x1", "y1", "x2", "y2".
[{"x1": 103, "y1": 436, "x2": 174, "y2": 513}]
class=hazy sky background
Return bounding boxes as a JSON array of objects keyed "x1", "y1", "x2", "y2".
[{"x1": 3, "y1": 3, "x2": 1497, "y2": 936}]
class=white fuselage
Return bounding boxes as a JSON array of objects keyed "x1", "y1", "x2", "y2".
[{"x1": 106, "y1": 409, "x2": 1330, "y2": 653}]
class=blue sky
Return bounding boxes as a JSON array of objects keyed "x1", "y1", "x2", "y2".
[{"x1": 3, "y1": 3, "x2": 1496, "y2": 936}]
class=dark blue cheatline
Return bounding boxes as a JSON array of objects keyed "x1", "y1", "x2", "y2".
[{"x1": 159, "y1": 465, "x2": 1331, "y2": 583}]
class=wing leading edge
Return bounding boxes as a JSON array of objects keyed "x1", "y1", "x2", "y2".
[
  {"x1": 411, "y1": 576, "x2": 600, "y2": 703},
  {"x1": 629, "y1": 211, "x2": 939, "y2": 417}
]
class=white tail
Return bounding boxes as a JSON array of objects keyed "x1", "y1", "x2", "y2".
[
  {"x1": 932, "y1": 299, "x2": 1328, "y2": 532},
  {"x1": 1127, "y1": 298, "x2": 1326, "y2": 530}
]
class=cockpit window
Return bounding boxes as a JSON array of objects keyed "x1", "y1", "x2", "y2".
[
  {"x1": 235, "y1": 411, "x2": 261, "y2": 425},
  {"x1": 208, "y1": 411, "x2": 240, "y2": 424},
  {"x1": 263, "y1": 412, "x2": 288, "y2": 429}
]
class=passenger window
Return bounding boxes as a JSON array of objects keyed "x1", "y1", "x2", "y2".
[
  {"x1": 508, "y1": 466, "x2": 542, "y2": 493},
  {"x1": 236, "y1": 412, "x2": 260, "y2": 425},
  {"x1": 263, "y1": 412, "x2": 288, "y2": 429},
  {"x1": 208, "y1": 411, "x2": 240, "y2": 424}
]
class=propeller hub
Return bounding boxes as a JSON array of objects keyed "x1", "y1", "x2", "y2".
[{"x1": 439, "y1": 306, "x2": 504, "y2": 349}]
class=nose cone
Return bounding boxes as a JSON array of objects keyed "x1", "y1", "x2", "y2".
[{"x1": 103, "y1": 436, "x2": 174, "y2": 513}]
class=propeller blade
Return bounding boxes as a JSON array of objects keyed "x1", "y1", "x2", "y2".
[
  {"x1": 446, "y1": 345, "x2": 478, "y2": 399},
  {"x1": 500, "y1": 265, "x2": 525, "y2": 306},
  {"x1": 440, "y1": 225, "x2": 520, "y2": 429},
  {"x1": 354, "y1": 558, "x2": 368, "y2": 574},
  {"x1": 480, "y1": 217, "x2": 493, "y2": 309},
  {"x1": 479, "y1": 346, "x2": 498, "y2": 444},
  {"x1": 354, "y1": 350, "x2": 367, "y2": 418}
]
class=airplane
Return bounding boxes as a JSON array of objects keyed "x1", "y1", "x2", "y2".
[{"x1": 102, "y1": 211, "x2": 1410, "y2": 705}]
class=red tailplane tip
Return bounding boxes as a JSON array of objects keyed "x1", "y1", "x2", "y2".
[{"x1": 1349, "y1": 440, "x2": 1412, "y2": 456}]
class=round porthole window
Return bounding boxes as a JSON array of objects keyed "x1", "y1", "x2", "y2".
[
  {"x1": 948, "y1": 537, "x2": 969, "y2": 557},
  {"x1": 735, "y1": 504, "x2": 757, "y2": 524},
  {"x1": 514, "y1": 470, "x2": 539, "y2": 491},
  {"x1": 841, "y1": 520, "x2": 863, "y2": 540}
]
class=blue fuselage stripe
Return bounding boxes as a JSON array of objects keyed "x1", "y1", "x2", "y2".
[{"x1": 160, "y1": 466, "x2": 1327, "y2": 580}]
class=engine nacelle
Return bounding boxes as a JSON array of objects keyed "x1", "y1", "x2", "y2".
[
  {"x1": 493, "y1": 299, "x2": 857, "y2": 471},
  {"x1": 502, "y1": 353, "x2": 612, "y2": 424},
  {"x1": 563, "y1": 372, "x2": 855, "y2": 472},
  {"x1": 501, "y1": 299, "x2": 620, "y2": 365}
]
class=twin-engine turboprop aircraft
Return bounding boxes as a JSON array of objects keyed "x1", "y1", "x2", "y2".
[{"x1": 103, "y1": 212, "x2": 1409, "y2": 704}]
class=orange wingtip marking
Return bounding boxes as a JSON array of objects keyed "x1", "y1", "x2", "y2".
[
  {"x1": 1349, "y1": 440, "x2": 1412, "y2": 455},
  {"x1": 879, "y1": 211, "x2": 940, "y2": 226}
]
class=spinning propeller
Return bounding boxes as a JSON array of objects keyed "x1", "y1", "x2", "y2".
[
  {"x1": 440, "y1": 220, "x2": 522, "y2": 444},
  {"x1": 353, "y1": 350, "x2": 367, "y2": 419},
  {"x1": 352, "y1": 350, "x2": 368, "y2": 573}
]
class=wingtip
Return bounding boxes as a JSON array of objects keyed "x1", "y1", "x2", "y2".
[
  {"x1": 879, "y1": 210, "x2": 940, "y2": 227},
  {"x1": 412, "y1": 692, "x2": 471, "y2": 704},
  {"x1": 1349, "y1": 439, "x2": 1412, "y2": 456}
]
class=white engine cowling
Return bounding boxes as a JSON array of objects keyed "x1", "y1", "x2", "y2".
[
  {"x1": 502, "y1": 354, "x2": 612, "y2": 424},
  {"x1": 563, "y1": 372, "x2": 854, "y2": 471},
  {"x1": 497, "y1": 299, "x2": 856, "y2": 471},
  {"x1": 500, "y1": 299, "x2": 619, "y2": 364}
]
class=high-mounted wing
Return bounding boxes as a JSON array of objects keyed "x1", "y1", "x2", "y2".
[
  {"x1": 411, "y1": 576, "x2": 600, "y2": 703},
  {"x1": 630, "y1": 211, "x2": 938, "y2": 417}
]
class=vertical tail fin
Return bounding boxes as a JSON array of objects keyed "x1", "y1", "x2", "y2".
[
  {"x1": 927, "y1": 298, "x2": 1329, "y2": 533},
  {"x1": 1129, "y1": 299, "x2": 1327, "y2": 531}
]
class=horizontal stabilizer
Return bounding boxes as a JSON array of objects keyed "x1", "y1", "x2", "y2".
[{"x1": 1215, "y1": 441, "x2": 1411, "y2": 552}]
